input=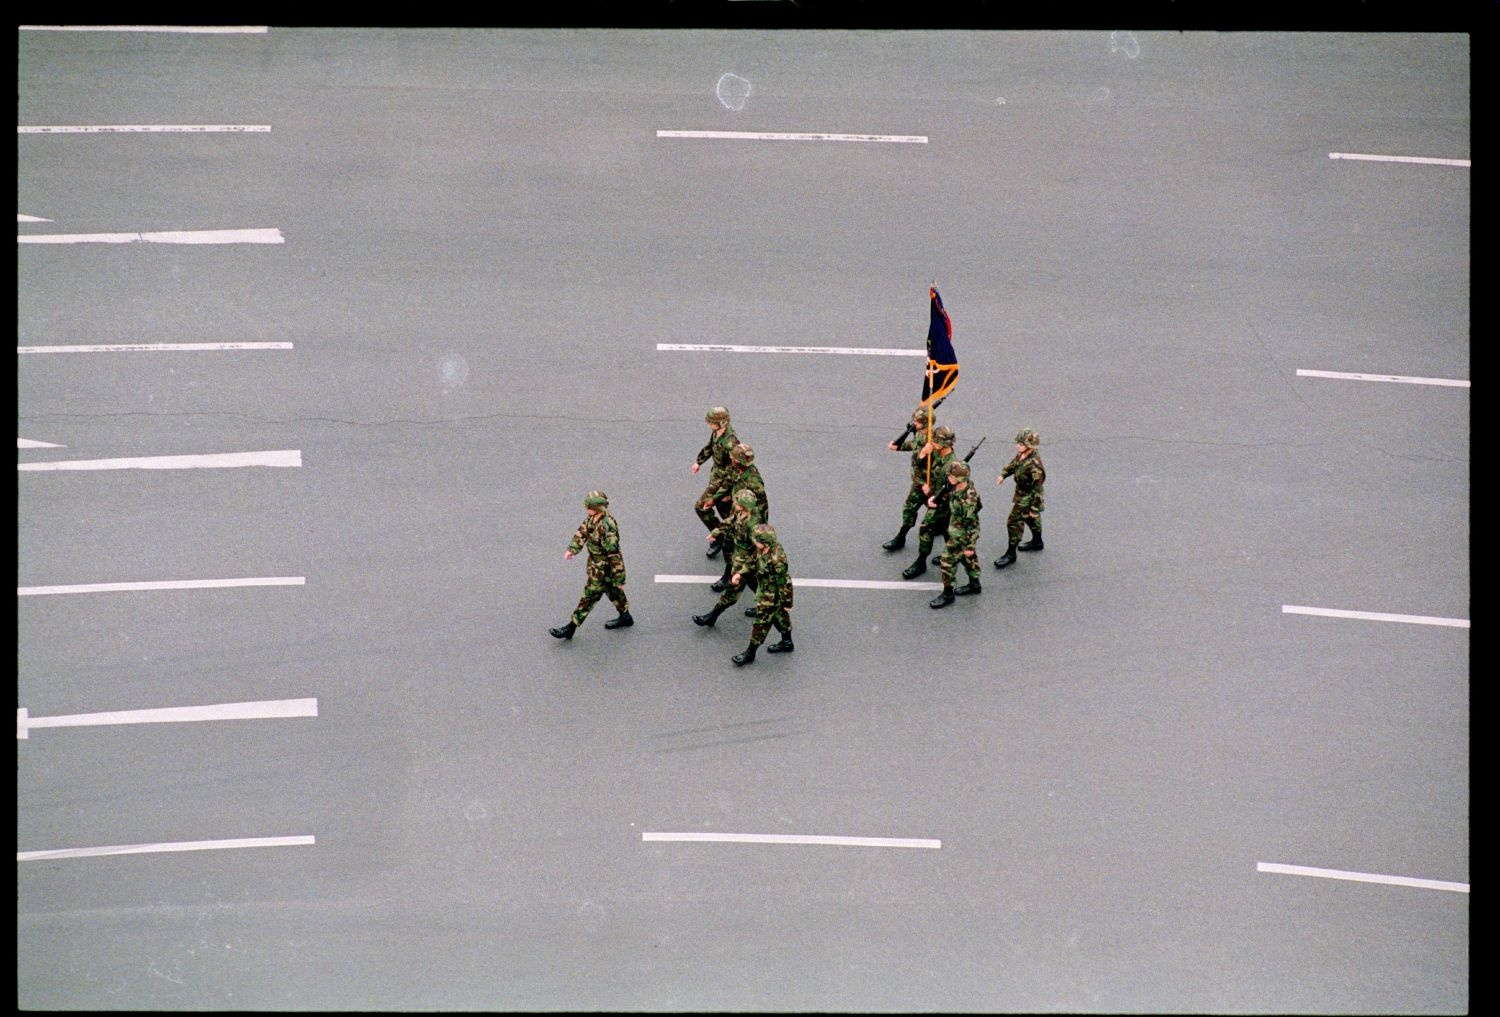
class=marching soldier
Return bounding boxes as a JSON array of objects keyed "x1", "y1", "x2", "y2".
[
  {"x1": 550, "y1": 490, "x2": 632, "y2": 639},
  {"x1": 692, "y1": 488, "x2": 764, "y2": 626},
  {"x1": 733, "y1": 523, "x2": 794, "y2": 666},
  {"x1": 928, "y1": 461, "x2": 982, "y2": 608},
  {"x1": 900, "y1": 424, "x2": 956, "y2": 579},
  {"x1": 693, "y1": 406, "x2": 738, "y2": 558},
  {"x1": 993, "y1": 427, "x2": 1046, "y2": 570},
  {"x1": 704, "y1": 442, "x2": 769, "y2": 527},
  {"x1": 883, "y1": 405, "x2": 936, "y2": 552}
]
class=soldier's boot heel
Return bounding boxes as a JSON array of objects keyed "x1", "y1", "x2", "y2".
[
  {"x1": 882, "y1": 525, "x2": 911, "y2": 552},
  {"x1": 692, "y1": 605, "x2": 725, "y2": 627},
  {"x1": 767, "y1": 634, "x2": 794, "y2": 653},
  {"x1": 1019, "y1": 526, "x2": 1043, "y2": 551},
  {"x1": 709, "y1": 562, "x2": 732, "y2": 592},
  {"x1": 901, "y1": 553, "x2": 928, "y2": 580},
  {"x1": 929, "y1": 588, "x2": 956, "y2": 609},
  {"x1": 549, "y1": 621, "x2": 577, "y2": 640},
  {"x1": 993, "y1": 543, "x2": 1018, "y2": 569},
  {"x1": 604, "y1": 611, "x2": 633, "y2": 629},
  {"x1": 705, "y1": 538, "x2": 723, "y2": 559},
  {"x1": 732, "y1": 644, "x2": 758, "y2": 666}
]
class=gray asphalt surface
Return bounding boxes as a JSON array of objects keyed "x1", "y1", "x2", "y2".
[{"x1": 18, "y1": 29, "x2": 1468, "y2": 1012}]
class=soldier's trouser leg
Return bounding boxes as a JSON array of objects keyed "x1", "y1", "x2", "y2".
[
  {"x1": 696, "y1": 487, "x2": 730, "y2": 530},
  {"x1": 605, "y1": 583, "x2": 629, "y2": 615},
  {"x1": 900, "y1": 486, "x2": 925, "y2": 530},
  {"x1": 571, "y1": 581, "x2": 605, "y2": 626},
  {"x1": 714, "y1": 576, "x2": 746, "y2": 611},
  {"x1": 1020, "y1": 516, "x2": 1043, "y2": 550},
  {"x1": 1007, "y1": 506, "x2": 1027, "y2": 546}
]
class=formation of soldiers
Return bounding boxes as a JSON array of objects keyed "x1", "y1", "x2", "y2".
[{"x1": 551, "y1": 404, "x2": 1045, "y2": 663}]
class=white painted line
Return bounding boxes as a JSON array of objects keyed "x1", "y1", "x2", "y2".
[
  {"x1": 1282, "y1": 604, "x2": 1468, "y2": 628},
  {"x1": 657, "y1": 573, "x2": 943, "y2": 591},
  {"x1": 1329, "y1": 152, "x2": 1470, "y2": 168},
  {"x1": 19, "y1": 576, "x2": 305, "y2": 597},
  {"x1": 18, "y1": 438, "x2": 65, "y2": 449},
  {"x1": 19, "y1": 25, "x2": 269, "y2": 33},
  {"x1": 19, "y1": 342, "x2": 293, "y2": 353},
  {"x1": 19, "y1": 228, "x2": 284, "y2": 245},
  {"x1": 19, "y1": 698, "x2": 316, "y2": 739},
  {"x1": 658, "y1": 343, "x2": 926, "y2": 357},
  {"x1": 644, "y1": 832, "x2": 940, "y2": 849},
  {"x1": 658, "y1": 130, "x2": 928, "y2": 144},
  {"x1": 1258, "y1": 862, "x2": 1468, "y2": 894},
  {"x1": 20, "y1": 125, "x2": 270, "y2": 134},
  {"x1": 1297, "y1": 369, "x2": 1469, "y2": 388},
  {"x1": 18, "y1": 214, "x2": 51, "y2": 222},
  {"x1": 18, "y1": 449, "x2": 301, "y2": 472},
  {"x1": 18, "y1": 835, "x2": 313, "y2": 862}
]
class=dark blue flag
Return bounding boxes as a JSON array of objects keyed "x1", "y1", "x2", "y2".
[{"x1": 921, "y1": 285, "x2": 958, "y2": 406}]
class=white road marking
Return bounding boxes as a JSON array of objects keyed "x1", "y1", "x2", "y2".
[
  {"x1": 18, "y1": 438, "x2": 65, "y2": 448},
  {"x1": 18, "y1": 214, "x2": 51, "y2": 222},
  {"x1": 20, "y1": 124, "x2": 270, "y2": 134},
  {"x1": 658, "y1": 343, "x2": 926, "y2": 357},
  {"x1": 18, "y1": 835, "x2": 313, "y2": 862},
  {"x1": 1329, "y1": 152, "x2": 1470, "y2": 168},
  {"x1": 19, "y1": 576, "x2": 306, "y2": 597},
  {"x1": 18, "y1": 698, "x2": 317, "y2": 739},
  {"x1": 1282, "y1": 604, "x2": 1469, "y2": 628},
  {"x1": 644, "y1": 832, "x2": 940, "y2": 849},
  {"x1": 19, "y1": 342, "x2": 293, "y2": 353},
  {"x1": 1258, "y1": 862, "x2": 1468, "y2": 894},
  {"x1": 19, "y1": 25, "x2": 269, "y2": 33},
  {"x1": 19, "y1": 228, "x2": 284, "y2": 245},
  {"x1": 658, "y1": 129, "x2": 928, "y2": 144},
  {"x1": 18, "y1": 449, "x2": 301, "y2": 472},
  {"x1": 657, "y1": 573, "x2": 943, "y2": 591},
  {"x1": 1297, "y1": 369, "x2": 1469, "y2": 388}
]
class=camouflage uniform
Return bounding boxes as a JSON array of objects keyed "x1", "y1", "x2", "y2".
[
  {"x1": 710, "y1": 490, "x2": 764, "y2": 610},
  {"x1": 893, "y1": 407, "x2": 936, "y2": 532},
  {"x1": 994, "y1": 428, "x2": 1045, "y2": 569},
  {"x1": 709, "y1": 445, "x2": 769, "y2": 522},
  {"x1": 694, "y1": 407, "x2": 739, "y2": 534},
  {"x1": 914, "y1": 428, "x2": 956, "y2": 560},
  {"x1": 733, "y1": 524, "x2": 793, "y2": 665},
  {"x1": 566, "y1": 502, "x2": 628, "y2": 626},
  {"x1": 931, "y1": 462, "x2": 982, "y2": 608}
]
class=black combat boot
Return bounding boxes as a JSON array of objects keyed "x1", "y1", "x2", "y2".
[
  {"x1": 706, "y1": 536, "x2": 723, "y2": 559},
  {"x1": 955, "y1": 579, "x2": 981, "y2": 596},
  {"x1": 732, "y1": 643, "x2": 758, "y2": 666},
  {"x1": 901, "y1": 552, "x2": 928, "y2": 580},
  {"x1": 1019, "y1": 524, "x2": 1043, "y2": 552},
  {"x1": 993, "y1": 541, "x2": 1018, "y2": 569},
  {"x1": 604, "y1": 611, "x2": 633, "y2": 629},
  {"x1": 549, "y1": 621, "x2": 577, "y2": 640},
  {"x1": 710, "y1": 561, "x2": 732, "y2": 592},
  {"x1": 766, "y1": 630, "x2": 794, "y2": 653},
  {"x1": 692, "y1": 604, "x2": 726, "y2": 627},
  {"x1": 882, "y1": 524, "x2": 912, "y2": 551},
  {"x1": 929, "y1": 586, "x2": 955, "y2": 609}
]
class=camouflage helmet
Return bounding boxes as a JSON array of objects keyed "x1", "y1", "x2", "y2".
[
  {"x1": 911, "y1": 405, "x2": 933, "y2": 427},
  {"x1": 946, "y1": 461, "x2": 971, "y2": 481},
  {"x1": 751, "y1": 523, "x2": 778, "y2": 547},
  {"x1": 932, "y1": 425, "x2": 955, "y2": 446},
  {"x1": 706, "y1": 406, "x2": 730, "y2": 426},
  {"x1": 584, "y1": 489, "x2": 609, "y2": 509},
  {"x1": 732, "y1": 488, "x2": 759, "y2": 512},
  {"x1": 730, "y1": 442, "x2": 755, "y2": 465},
  {"x1": 1014, "y1": 427, "x2": 1040, "y2": 449}
]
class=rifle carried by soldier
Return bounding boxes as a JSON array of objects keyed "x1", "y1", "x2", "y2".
[
  {"x1": 891, "y1": 396, "x2": 945, "y2": 446},
  {"x1": 926, "y1": 435, "x2": 986, "y2": 509}
]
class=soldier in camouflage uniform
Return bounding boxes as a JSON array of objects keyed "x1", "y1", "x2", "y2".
[
  {"x1": 883, "y1": 405, "x2": 936, "y2": 552},
  {"x1": 929, "y1": 461, "x2": 982, "y2": 608},
  {"x1": 993, "y1": 428, "x2": 1046, "y2": 570},
  {"x1": 733, "y1": 523, "x2": 794, "y2": 666},
  {"x1": 692, "y1": 488, "x2": 764, "y2": 627},
  {"x1": 693, "y1": 406, "x2": 739, "y2": 558},
  {"x1": 900, "y1": 425, "x2": 957, "y2": 580},
  {"x1": 705, "y1": 443, "x2": 769, "y2": 527},
  {"x1": 550, "y1": 490, "x2": 632, "y2": 639}
]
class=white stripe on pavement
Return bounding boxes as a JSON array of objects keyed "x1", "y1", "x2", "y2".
[
  {"x1": 18, "y1": 438, "x2": 65, "y2": 448},
  {"x1": 18, "y1": 449, "x2": 301, "y2": 471},
  {"x1": 18, "y1": 214, "x2": 51, "y2": 222},
  {"x1": 658, "y1": 343, "x2": 926, "y2": 356},
  {"x1": 644, "y1": 832, "x2": 940, "y2": 849},
  {"x1": 19, "y1": 228, "x2": 284, "y2": 245},
  {"x1": 18, "y1": 698, "x2": 317, "y2": 739},
  {"x1": 20, "y1": 125, "x2": 270, "y2": 134},
  {"x1": 1329, "y1": 152, "x2": 1470, "y2": 167},
  {"x1": 19, "y1": 25, "x2": 269, "y2": 33},
  {"x1": 1297, "y1": 369, "x2": 1469, "y2": 388},
  {"x1": 18, "y1": 835, "x2": 313, "y2": 862},
  {"x1": 19, "y1": 576, "x2": 305, "y2": 597},
  {"x1": 19, "y1": 342, "x2": 293, "y2": 353},
  {"x1": 657, "y1": 574, "x2": 943, "y2": 591},
  {"x1": 658, "y1": 130, "x2": 928, "y2": 144},
  {"x1": 1258, "y1": 862, "x2": 1468, "y2": 894},
  {"x1": 1282, "y1": 604, "x2": 1468, "y2": 628}
]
